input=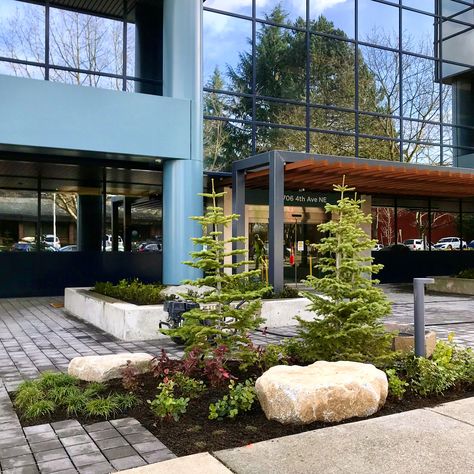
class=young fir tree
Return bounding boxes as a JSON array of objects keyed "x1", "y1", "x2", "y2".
[
  {"x1": 164, "y1": 181, "x2": 269, "y2": 357},
  {"x1": 297, "y1": 179, "x2": 393, "y2": 364}
]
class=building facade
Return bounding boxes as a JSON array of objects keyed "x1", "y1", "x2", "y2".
[
  {"x1": 0, "y1": 1, "x2": 474, "y2": 295},
  {"x1": 0, "y1": 0, "x2": 203, "y2": 296}
]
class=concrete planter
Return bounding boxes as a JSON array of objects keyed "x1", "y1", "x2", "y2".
[
  {"x1": 64, "y1": 288, "x2": 315, "y2": 341},
  {"x1": 385, "y1": 323, "x2": 437, "y2": 357},
  {"x1": 64, "y1": 288, "x2": 169, "y2": 341},
  {"x1": 427, "y1": 276, "x2": 474, "y2": 295}
]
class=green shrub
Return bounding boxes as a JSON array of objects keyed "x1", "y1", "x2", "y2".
[
  {"x1": 390, "y1": 336, "x2": 474, "y2": 397},
  {"x1": 24, "y1": 400, "x2": 56, "y2": 420},
  {"x1": 457, "y1": 268, "x2": 474, "y2": 279},
  {"x1": 112, "y1": 393, "x2": 139, "y2": 411},
  {"x1": 148, "y1": 381, "x2": 189, "y2": 422},
  {"x1": 14, "y1": 372, "x2": 138, "y2": 421},
  {"x1": 209, "y1": 379, "x2": 256, "y2": 420},
  {"x1": 172, "y1": 372, "x2": 206, "y2": 399},
  {"x1": 385, "y1": 368, "x2": 408, "y2": 400},
  {"x1": 93, "y1": 279, "x2": 165, "y2": 305},
  {"x1": 38, "y1": 372, "x2": 77, "y2": 390},
  {"x1": 84, "y1": 397, "x2": 119, "y2": 419},
  {"x1": 260, "y1": 343, "x2": 291, "y2": 370},
  {"x1": 273, "y1": 286, "x2": 300, "y2": 299},
  {"x1": 15, "y1": 381, "x2": 44, "y2": 410}
]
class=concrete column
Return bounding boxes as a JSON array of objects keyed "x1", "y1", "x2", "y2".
[
  {"x1": 77, "y1": 195, "x2": 102, "y2": 252},
  {"x1": 135, "y1": 0, "x2": 163, "y2": 95},
  {"x1": 162, "y1": 0, "x2": 203, "y2": 285},
  {"x1": 162, "y1": 160, "x2": 202, "y2": 284}
]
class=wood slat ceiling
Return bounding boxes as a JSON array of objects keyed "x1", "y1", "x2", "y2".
[{"x1": 243, "y1": 159, "x2": 474, "y2": 198}]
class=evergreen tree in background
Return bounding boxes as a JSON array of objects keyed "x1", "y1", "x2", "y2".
[
  {"x1": 205, "y1": 6, "x2": 397, "y2": 169},
  {"x1": 296, "y1": 179, "x2": 393, "y2": 364},
  {"x1": 163, "y1": 182, "x2": 269, "y2": 357}
]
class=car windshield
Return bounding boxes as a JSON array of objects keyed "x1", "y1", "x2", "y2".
[
  {"x1": 438, "y1": 238, "x2": 454, "y2": 243},
  {"x1": 404, "y1": 240, "x2": 414, "y2": 244}
]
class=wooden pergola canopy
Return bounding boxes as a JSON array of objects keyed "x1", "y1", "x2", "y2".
[{"x1": 239, "y1": 153, "x2": 474, "y2": 199}]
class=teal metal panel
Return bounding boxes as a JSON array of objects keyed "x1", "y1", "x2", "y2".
[{"x1": 0, "y1": 74, "x2": 191, "y2": 160}]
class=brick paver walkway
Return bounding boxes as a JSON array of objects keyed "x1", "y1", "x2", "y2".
[{"x1": 0, "y1": 288, "x2": 472, "y2": 473}]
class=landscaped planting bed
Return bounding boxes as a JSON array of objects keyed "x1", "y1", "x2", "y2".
[{"x1": 12, "y1": 340, "x2": 474, "y2": 457}]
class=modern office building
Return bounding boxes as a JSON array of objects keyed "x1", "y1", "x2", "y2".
[
  {"x1": 0, "y1": 0, "x2": 474, "y2": 296},
  {"x1": 0, "y1": 0, "x2": 203, "y2": 296}
]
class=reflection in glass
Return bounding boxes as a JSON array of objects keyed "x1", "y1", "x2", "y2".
[
  {"x1": 204, "y1": 11, "x2": 251, "y2": 89},
  {"x1": 310, "y1": 0, "x2": 355, "y2": 39}
]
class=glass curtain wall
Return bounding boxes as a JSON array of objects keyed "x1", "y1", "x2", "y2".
[
  {"x1": 0, "y1": 0, "x2": 157, "y2": 93},
  {"x1": 203, "y1": 0, "x2": 474, "y2": 170}
]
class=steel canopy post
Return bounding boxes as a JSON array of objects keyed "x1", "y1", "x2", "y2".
[
  {"x1": 232, "y1": 167, "x2": 246, "y2": 270},
  {"x1": 269, "y1": 153, "x2": 285, "y2": 292}
]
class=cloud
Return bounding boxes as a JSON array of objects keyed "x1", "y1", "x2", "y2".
[{"x1": 310, "y1": 0, "x2": 348, "y2": 15}]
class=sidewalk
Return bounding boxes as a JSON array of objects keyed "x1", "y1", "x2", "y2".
[{"x1": 121, "y1": 397, "x2": 474, "y2": 474}]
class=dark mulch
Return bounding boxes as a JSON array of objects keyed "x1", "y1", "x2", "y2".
[{"x1": 16, "y1": 368, "x2": 473, "y2": 457}]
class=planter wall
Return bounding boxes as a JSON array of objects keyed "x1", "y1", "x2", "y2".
[
  {"x1": 64, "y1": 288, "x2": 169, "y2": 341},
  {"x1": 64, "y1": 288, "x2": 315, "y2": 341},
  {"x1": 427, "y1": 276, "x2": 474, "y2": 295}
]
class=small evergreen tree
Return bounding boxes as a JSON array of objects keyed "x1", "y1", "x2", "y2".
[
  {"x1": 164, "y1": 181, "x2": 269, "y2": 358},
  {"x1": 297, "y1": 179, "x2": 393, "y2": 364}
]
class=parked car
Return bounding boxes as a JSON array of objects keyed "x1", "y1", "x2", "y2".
[
  {"x1": 434, "y1": 237, "x2": 467, "y2": 250},
  {"x1": 137, "y1": 240, "x2": 163, "y2": 253},
  {"x1": 11, "y1": 241, "x2": 57, "y2": 252},
  {"x1": 43, "y1": 234, "x2": 61, "y2": 249},
  {"x1": 104, "y1": 235, "x2": 124, "y2": 251},
  {"x1": 468, "y1": 240, "x2": 474, "y2": 249},
  {"x1": 379, "y1": 244, "x2": 411, "y2": 253},
  {"x1": 59, "y1": 245, "x2": 77, "y2": 252},
  {"x1": 372, "y1": 243, "x2": 384, "y2": 251},
  {"x1": 403, "y1": 239, "x2": 434, "y2": 251},
  {"x1": 139, "y1": 243, "x2": 162, "y2": 252}
]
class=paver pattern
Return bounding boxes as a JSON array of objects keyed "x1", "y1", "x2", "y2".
[
  {"x1": 0, "y1": 381, "x2": 174, "y2": 474},
  {"x1": 0, "y1": 286, "x2": 472, "y2": 473}
]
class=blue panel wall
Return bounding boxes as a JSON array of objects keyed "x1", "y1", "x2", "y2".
[{"x1": 0, "y1": 74, "x2": 191, "y2": 160}]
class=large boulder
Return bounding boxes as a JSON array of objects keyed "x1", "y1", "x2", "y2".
[
  {"x1": 68, "y1": 353, "x2": 153, "y2": 382},
  {"x1": 255, "y1": 361, "x2": 388, "y2": 424}
]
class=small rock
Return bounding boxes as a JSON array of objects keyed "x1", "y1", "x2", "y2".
[
  {"x1": 255, "y1": 361, "x2": 388, "y2": 425},
  {"x1": 68, "y1": 353, "x2": 153, "y2": 382},
  {"x1": 161, "y1": 284, "x2": 215, "y2": 300}
]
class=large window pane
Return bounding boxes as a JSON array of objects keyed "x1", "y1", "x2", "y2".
[
  {"x1": 359, "y1": 0, "x2": 399, "y2": 48},
  {"x1": 310, "y1": 36, "x2": 355, "y2": 108},
  {"x1": 0, "y1": 190, "x2": 38, "y2": 252},
  {"x1": 0, "y1": 0, "x2": 45, "y2": 63},
  {"x1": 49, "y1": 8, "x2": 123, "y2": 79},
  {"x1": 205, "y1": 120, "x2": 252, "y2": 171},
  {"x1": 402, "y1": 10, "x2": 435, "y2": 57},
  {"x1": 256, "y1": 0, "x2": 304, "y2": 23},
  {"x1": 204, "y1": 11, "x2": 251, "y2": 90},
  {"x1": 206, "y1": 0, "x2": 252, "y2": 17},
  {"x1": 256, "y1": 126, "x2": 306, "y2": 154},
  {"x1": 402, "y1": 56, "x2": 439, "y2": 123},
  {"x1": 310, "y1": 131, "x2": 355, "y2": 157},
  {"x1": 310, "y1": 0, "x2": 355, "y2": 39},
  {"x1": 359, "y1": 45, "x2": 400, "y2": 117},
  {"x1": 255, "y1": 24, "x2": 306, "y2": 100}
]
